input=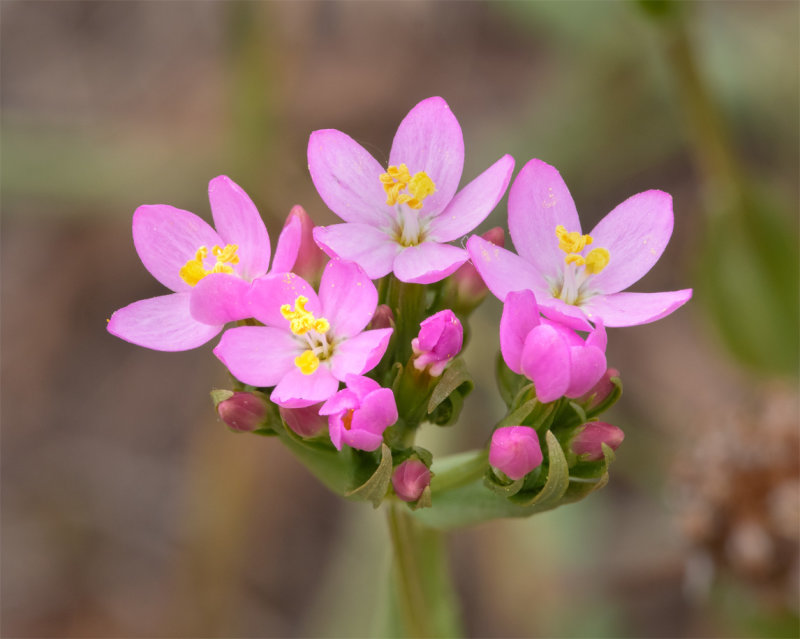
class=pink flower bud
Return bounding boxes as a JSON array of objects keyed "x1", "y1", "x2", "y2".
[
  {"x1": 285, "y1": 205, "x2": 328, "y2": 285},
  {"x1": 217, "y1": 392, "x2": 269, "y2": 432},
  {"x1": 392, "y1": 459, "x2": 432, "y2": 502},
  {"x1": 450, "y1": 227, "x2": 504, "y2": 304},
  {"x1": 489, "y1": 426, "x2": 543, "y2": 480},
  {"x1": 570, "y1": 421, "x2": 625, "y2": 461},
  {"x1": 411, "y1": 309, "x2": 463, "y2": 376},
  {"x1": 370, "y1": 304, "x2": 395, "y2": 331},
  {"x1": 279, "y1": 403, "x2": 328, "y2": 438},
  {"x1": 577, "y1": 368, "x2": 619, "y2": 410}
]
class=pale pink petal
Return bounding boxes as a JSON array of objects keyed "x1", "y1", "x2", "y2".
[
  {"x1": 208, "y1": 175, "x2": 270, "y2": 280},
  {"x1": 389, "y1": 97, "x2": 464, "y2": 216},
  {"x1": 343, "y1": 374, "x2": 382, "y2": 400},
  {"x1": 308, "y1": 129, "x2": 392, "y2": 225},
  {"x1": 189, "y1": 273, "x2": 251, "y2": 325},
  {"x1": 342, "y1": 429, "x2": 384, "y2": 452},
  {"x1": 107, "y1": 292, "x2": 221, "y2": 351},
  {"x1": 319, "y1": 389, "x2": 358, "y2": 417},
  {"x1": 330, "y1": 329, "x2": 393, "y2": 380},
  {"x1": 133, "y1": 205, "x2": 223, "y2": 293},
  {"x1": 428, "y1": 155, "x2": 515, "y2": 242},
  {"x1": 520, "y1": 324, "x2": 571, "y2": 403},
  {"x1": 581, "y1": 289, "x2": 693, "y2": 327},
  {"x1": 270, "y1": 212, "x2": 301, "y2": 274},
  {"x1": 392, "y1": 242, "x2": 467, "y2": 284},
  {"x1": 247, "y1": 272, "x2": 320, "y2": 327},
  {"x1": 500, "y1": 290, "x2": 541, "y2": 375},
  {"x1": 352, "y1": 388, "x2": 398, "y2": 435},
  {"x1": 536, "y1": 297, "x2": 594, "y2": 332},
  {"x1": 508, "y1": 159, "x2": 580, "y2": 281},
  {"x1": 319, "y1": 259, "x2": 377, "y2": 338},
  {"x1": 585, "y1": 320, "x2": 607, "y2": 352},
  {"x1": 313, "y1": 224, "x2": 401, "y2": 280},
  {"x1": 565, "y1": 345, "x2": 607, "y2": 398},
  {"x1": 466, "y1": 235, "x2": 550, "y2": 301},
  {"x1": 587, "y1": 190, "x2": 674, "y2": 294},
  {"x1": 271, "y1": 366, "x2": 340, "y2": 408},
  {"x1": 213, "y1": 326, "x2": 298, "y2": 387}
]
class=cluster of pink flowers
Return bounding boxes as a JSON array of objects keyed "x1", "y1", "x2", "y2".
[{"x1": 108, "y1": 96, "x2": 691, "y2": 502}]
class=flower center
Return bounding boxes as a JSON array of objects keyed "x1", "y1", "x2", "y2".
[
  {"x1": 179, "y1": 244, "x2": 240, "y2": 287},
  {"x1": 280, "y1": 295, "x2": 333, "y2": 375},
  {"x1": 553, "y1": 226, "x2": 610, "y2": 304},
  {"x1": 342, "y1": 409, "x2": 355, "y2": 431},
  {"x1": 380, "y1": 164, "x2": 436, "y2": 210}
]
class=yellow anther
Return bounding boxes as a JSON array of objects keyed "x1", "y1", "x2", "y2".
[
  {"x1": 179, "y1": 244, "x2": 240, "y2": 286},
  {"x1": 380, "y1": 164, "x2": 436, "y2": 208},
  {"x1": 280, "y1": 296, "x2": 330, "y2": 336},
  {"x1": 584, "y1": 247, "x2": 610, "y2": 274},
  {"x1": 555, "y1": 225, "x2": 593, "y2": 254},
  {"x1": 295, "y1": 350, "x2": 320, "y2": 375},
  {"x1": 564, "y1": 253, "x2": 586, "y2": 267}
]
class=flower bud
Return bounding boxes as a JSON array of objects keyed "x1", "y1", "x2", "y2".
[
  {"x1": 369, "y1": 304, "x2": 395, "y2": 331},
  {"x1": 392, "y1": 459, "x2": 432, "y2": 502},
  {"x1": 279, "y1": 403, "x2": 328, "y2": 438},
  {"x1": 447, "y1": 227, "x2": 504, "y2": 309},
  {"x1": 285, "y1": 205, "x2": 328, "y2": 286},
  {"x1": 577, "y1": 368, "x2": 619, "y2": 410},
  {"x1": 411, "y1": 309, "x2": 463, "y2": 376},
  {"x1": 570, "y1": 421, "x2": 625, "y2": 461},
  {"x1": 489, "y1": 426, "x2": 543, "y2": 480},
  {"x1": 216, "y1": 391, "x2": 269, "y2": 432}
]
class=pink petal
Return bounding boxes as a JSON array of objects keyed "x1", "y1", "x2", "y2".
[
  {"x1": 585, "y1": 320, "x2": 607, "y2": 352},
  {"x1": 319, "y1": 388, "x2": 358, "y2": 417},
  {"x1": 247, "y1": 272, "x2": 320, "y2": 327},
  {"x1": 565, "y1": 345, "x2": 607, "y2": 398},
  {"x1": 428, "y1": 154, "x2": 515, "y2": 242},
  {"x1": 500, "y1": 290, "x2": 541, "y2": 375},
  {"x1": 270, "y1": 212, "x2": 302, "y2": 274},
  {"x1": 352, "y1": 388, "x2": 398, "y2": 435},
  {"x1": 392, "y1": 242, "x2": 468, "y2": 284},
  {"x1": 189, "y1": 273, "x2": 251, "y2": 325},
  {"x1": 343, "y1": 374, "x2": 382, "y2": 400},
  {"x1": 313, "y1": 223, "x2": 401, "y2": 280},
  {"x1": 581, "y1": 289, "x2": 693, "y2": 327},
  {"x1": 319, "y1": 259, "x2": 377, "y2": 338},
  {"x1": 520, "y1": 324, "x2": 571, "y2": 403},
  {"x1": 587, "y1": 190, "x2": 674, "y2": 295},
  {"x1": 508, "y1": 159, "x2": 581, "y2": 282},
  {"x1": 389, "y1": 97, "x2": 464, "y2": 216},
  {"x1": 208, "y1": 175, "x2": 270, "y2": 280},
  {"x1": 330, "y1": 329, "x2": 393, "y2": 380},
  {"x1": 133, "y1": 204, "x2": 223, "y2": 293},
  {"x1": 213, "y1": 326, "x2": 299, "y2": 387},
  {"x1": 107, "y1": 292, "x2": 221, "y2": 351},
  {"x1": 342, "y1": 428, "x2": 384, "y2": 453},
  {"x1": 271, "y1": 365, "x2": 340, "y2": 408},
  {"x1": 308, "y1": 129, "x2": 392, "y2": 225},
  {"x1": 466, "y1": 235, "x2": 550, "y2": 301},
  {"x1": 536, "y1": 298, "x2": 594, "y2": 332}
]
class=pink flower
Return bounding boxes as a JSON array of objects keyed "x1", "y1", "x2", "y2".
[
  {"x1": 411, "y1": 309, "x2": 463, "y2": 376},
  {"x1": 107, "y1": 176, "x2": 301, "y2": 351},
  {"x1": 500, "y1": 290, "x2": 607, "y2": 403},
  {"x1": 467, "y1": 159, "x2": 692, "y2": 330},
  {"x1": 319, "y1": 375, "x2": 398, "y2": 451},
  {"x1": 392, "y1": 459, "x2": 432, "y2": 502},
  {"x1": 213, "y1": 259, "x2": 393, "y2": 408},
  {"x1": 489, "y1": 426, "x2": 543, "y2": 481},
  {"x1": 309, "y1": 97, "x2": 515, "y2": 284},
  {"x1": 570, "y1": 421, "x2": 625, "y2": 461},
  {"x1": 216, "y1": 391, "x2": 269, "y2": 432}
]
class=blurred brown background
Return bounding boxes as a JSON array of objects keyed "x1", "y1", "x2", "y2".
[{"x1": 2, "y1": 2, "x2": 798, "y2": 637}]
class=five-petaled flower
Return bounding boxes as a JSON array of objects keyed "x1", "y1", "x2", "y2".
[
  {"x1": 309, "y1": 96, "x2": 515, "y2": 284},
  {"x1": 213, "y1": 259, "x2": 393, "y2": 408},
  {"x1": 468, "y1": 158, "x2": 692, "y2": 330},
  {"x1": 107, "y1": 175, "x2": 301, "y2": 351}
]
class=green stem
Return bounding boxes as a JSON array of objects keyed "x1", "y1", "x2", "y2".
[
  {"x1": 387, "y1": 502, "x2": 430, "y2": 638},
  {"x1": 430, "y1": 449, "x2": 489, "y2": 494}
]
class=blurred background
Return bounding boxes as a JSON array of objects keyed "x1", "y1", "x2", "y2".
[{"x1": 2, "y1": 1, "x2": 798, "y2": 637}]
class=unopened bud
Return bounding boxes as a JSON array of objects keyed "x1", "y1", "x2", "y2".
[
  {"x1": 570, "y1": 421, "x2": 625, "y2": 461},
  {"x1": 489, "y1": 426, "x2": 543, "y2": 480},
  {"x1": 216, "y1": 391, "x2": 269, "y2": 432},
  {"x1": 411, "y1": 309, "x2": 463, "y2": 376},
  {"x1": 577, "y1": 368, "x2": 619, "y2": 410},
  {"x1": 279, "y1": 404, "x2": 327, "y2": 438},
  {"x1": 392, "y1": 459, "x2": 432, "y2": 502},
  {"x1": 369, "y1": 304, "x2": 395, "y2": 331},
  {"x1": 286, "y1": 205, "x2": 328, "y2": 285}
]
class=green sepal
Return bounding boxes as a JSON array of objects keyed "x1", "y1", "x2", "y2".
[
  {"x1": 209, "y1": 389, "x2": 234, "y2": 407},
  {"x1": 391, "y1": 446, "x2": 433, "y2": 469},
  {"x1": 251, "y1": 428, "x2": 279, "y2": 437},
  {"x1": 508, "y1": 431, "x2": 570, "y2": 507},
  {"x1": 495, "y1": 352, "x2": 528, "y2": 408},
  {"x1": 345, "y1": 443, "x2": 393, "y2": 508},
  {"x1": 427, "y1": 358, "x2": 473, "y2": 413},
  {"x1": 408, "y1": 484, "x2": 433, "y2": 511},
  {"x1": 427, "y1": 388, "x2": 464, "y2": 426},
  {"x1": 483, "y1": 470, "x2": 525, "y2": 497},
  {"x1": 584, "y1": 375, "x2": 623, "y2": 419},
  {"x1": 496, "y1": 396, "x2": 538, "y2": 429}
]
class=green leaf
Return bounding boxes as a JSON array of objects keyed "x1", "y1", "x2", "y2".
[
  {"x1": 345, "y1": 444, "x2": 393, "y2": 508},
  {"x1": 427, "y1": 358, "x2": 473, "y2": 413}
]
